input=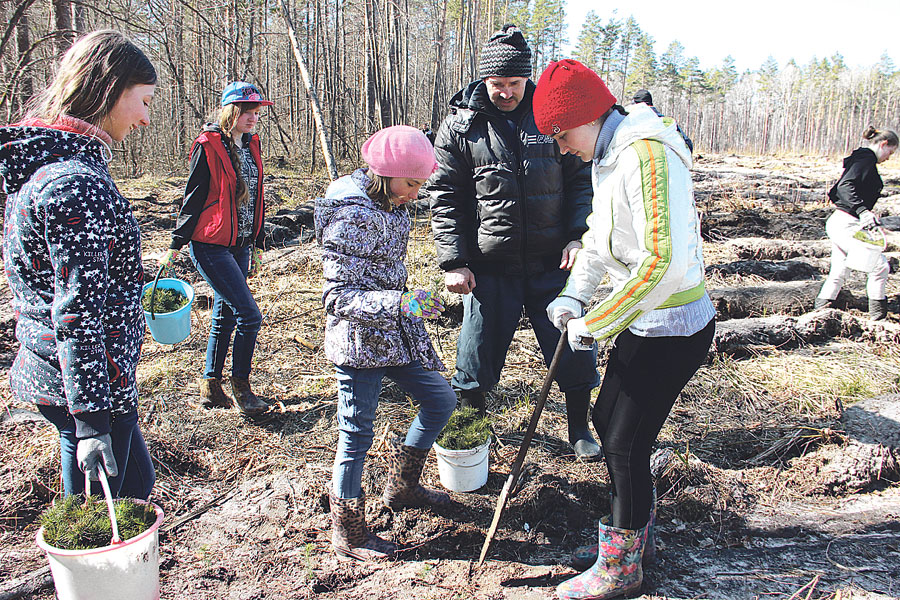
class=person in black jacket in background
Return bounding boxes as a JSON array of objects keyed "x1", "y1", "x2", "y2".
[
  {"x1": 815, "y1": 126, "x2": 898, "y2": 320},
  {"x1": 428, "y1": 24, "x2": 601, "y2": 460}
]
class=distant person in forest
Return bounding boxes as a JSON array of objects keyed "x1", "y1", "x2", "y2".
[
  {"x1": 534, "y1": 60, "x2": 715, "y2": 599},
  {"x1": 0, "y1": 30, "x2": 157, "y2": 499},
  {"x1": 160, "y1": 82, "x2": 272, "y2": 416},
  {"x1": 632, "y1": 89, "x2": 694, "y2": 153},
  {"x1": 428, "y1": 24, "x2": 602, "y2": 461},
  {"x1": 315, "y1": 125, "x2": 456, "y2": 561},
  {"x1": 421, "y1": 123, "x2": 436, "y2": 145},
  {"x1": 815, "y1": 126, "x2": 898, "y2": 320}
]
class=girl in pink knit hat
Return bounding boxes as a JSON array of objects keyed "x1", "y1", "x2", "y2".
[{"x1": 314, "y1": 125, "x2": 456, "y2": 561}]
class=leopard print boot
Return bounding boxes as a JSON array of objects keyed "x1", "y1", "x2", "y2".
[
  {"x1": 382, "y1": 436, "x2": 452, "y2": 509},
  {"x1": 329, "y1": 493, "x2": 396, "y2": 561}
]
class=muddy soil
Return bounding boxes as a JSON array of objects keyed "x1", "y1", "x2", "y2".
[{"x1": 1, "y1": 154, "x2": 900, "y2": 600}]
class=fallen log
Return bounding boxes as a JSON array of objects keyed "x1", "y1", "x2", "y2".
[
  {"x1": 726, "y1": 237, "x2": 832, "y2": 260},
  {"x1": 708, "y1": 282, "x2": 872, "y2": 320},
  {"x1": 706, "y1": 259, "x2": 822, "y2": 282},
  {"x1": 711, "y1": 309, "x2": 899, "y2": 359}
]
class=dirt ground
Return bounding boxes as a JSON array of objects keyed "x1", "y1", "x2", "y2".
[{"x1": 1, "y1": 153, "x2": 900, "y2": 600}]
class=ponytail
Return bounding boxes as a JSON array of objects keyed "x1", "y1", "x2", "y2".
[{"x1": 862, "y1": 125, "x2": 899, "y2": 148}]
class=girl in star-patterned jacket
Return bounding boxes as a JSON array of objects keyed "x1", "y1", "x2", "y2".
[
  {"x1": 160, "y1": 82, "x2": 272, "y2": 416},
  {"x1": 0, "y1": 30, "x2": 157, "y2": 499}
]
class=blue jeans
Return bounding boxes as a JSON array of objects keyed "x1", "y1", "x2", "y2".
[
  {"x1": 189, "y1": 242, "x2": 262, "y2": 379},
  {"x1": 452, "y1": 268, "x2": 600, "y2": 394},
  {"x1": 37, "y1": 405, "x2": 155, "y2": 500},
  {"x1": 332, "y1": 361, "x2": 456, "y2": 499}
]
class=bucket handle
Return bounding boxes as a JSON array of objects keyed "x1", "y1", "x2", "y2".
[
  {"x1": 84, "y1": 467, "x2": 122, "y2": 544},
  {"x1": 149, "y1": 264, "x2": 165, "y2": 321}
]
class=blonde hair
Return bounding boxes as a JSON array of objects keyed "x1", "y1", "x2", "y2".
[
  {"x1": 26, "y1": 30, "x2": 156, "y2": 127},
  {"x1": 215, "y1": 102, "x2": 261, "y2": 206}
]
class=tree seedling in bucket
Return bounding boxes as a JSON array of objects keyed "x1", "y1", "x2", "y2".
[
  {"x1": 436, "y1": 407, "x2": 491, "y2": 450},
  {"x1": 141, "y1": 287, "x2": 189, "y2": 314},
  {"x1": 40, "y1": 484, "x2": 156, "y2": 550}
]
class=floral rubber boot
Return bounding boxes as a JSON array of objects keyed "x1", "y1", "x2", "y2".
[
  {"x1": 556, "y1": 520, "x2": 647, "y2": 600},
  {"x1": 571, "y1": 487, "x2": 656, "y2": 571}
]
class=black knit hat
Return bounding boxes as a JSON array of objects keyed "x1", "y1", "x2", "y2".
[
  {"x1": 632, "y1": 89, "x2": 653, "y2": 105},
  {"x1": 478, "y1": 24, "x2": 532, "y2": 79}
]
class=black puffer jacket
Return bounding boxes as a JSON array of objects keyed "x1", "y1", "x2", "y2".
[
  {"x1": 428, "y1": 80, "x2": 593, "y2": 275},
  {"x1": 828, "y1": 147, "x2": 883, "y2": 217}
]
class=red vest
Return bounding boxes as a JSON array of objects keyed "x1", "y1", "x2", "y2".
[{"x1": 190, "y1": 131, "x2": 265, "y2": 247}]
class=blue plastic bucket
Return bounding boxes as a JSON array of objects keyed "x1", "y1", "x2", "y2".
[{"x1": 142, "y1": 278, "x2": 194, "y2": 344}]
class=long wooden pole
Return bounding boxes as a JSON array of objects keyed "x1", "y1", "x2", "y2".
[
  {"x1": 478, "y1": 331, "x2": 568, "y2": 564},
  {"x1": 279, "y1": 0, "x2": 339, "y2": 181}
]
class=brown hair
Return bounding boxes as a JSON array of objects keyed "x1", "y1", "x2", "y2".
[
  {"x1": 365, "y1": 172, "x2": 394, "y2": 212},
  {"x1": 862, "y1": 126, "x2": 899, "y2": 148},
  {"x1": 26, "y1": 30, "x2": 156, "y2": 127},
  {"x1": 216, "y1": 102, "x2": 261, "y2": 206}
]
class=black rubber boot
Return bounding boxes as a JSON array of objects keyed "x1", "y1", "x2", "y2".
[
  {"x1": 869, "y1": 298, "x2": 888, "y2": 321},
  {"x1": 458, "y1": 390, "x2": 486, "y2": 415},
  {"x1": 565, "y1": 389, "x2": 602, "y2": 461}
]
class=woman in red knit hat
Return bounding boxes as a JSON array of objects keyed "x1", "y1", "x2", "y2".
[
  {"x1": 314, "y1": 125, "x2": 457, "y2": 561},
  {"x1": 533, "y1": 59, "x2": 715, "y2": 600}
]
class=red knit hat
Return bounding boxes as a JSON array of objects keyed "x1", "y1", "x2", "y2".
[
  {"x1": 362, "y1": 125, "x2": 438, "y2": 179},
  {"x1": 533, "y1": 59, "x2": 617, "y2": 136}
]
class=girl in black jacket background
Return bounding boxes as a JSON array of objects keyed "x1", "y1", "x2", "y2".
[{"x1": 815, "y1": 126, "x2": 898, "y2": 320}]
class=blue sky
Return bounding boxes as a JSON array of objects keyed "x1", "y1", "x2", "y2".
[{"x1": 563, "y1": 0, "x2": 899, "y2": 73}]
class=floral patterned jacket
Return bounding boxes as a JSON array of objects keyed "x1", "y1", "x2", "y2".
[{"x1": 315, "y1": 170, "x2": 444, "y2": 371}]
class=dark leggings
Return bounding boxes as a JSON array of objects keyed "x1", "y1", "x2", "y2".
[{"x1": 592, "y1": 319, "x2": 715, "y2": 530}]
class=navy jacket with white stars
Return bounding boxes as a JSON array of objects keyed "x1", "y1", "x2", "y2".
[{"x1": 0, "y1": 122, "x2": 144, "y2": 438}]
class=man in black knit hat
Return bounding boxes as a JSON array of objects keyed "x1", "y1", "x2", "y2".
[{"x1": 428, "y1": 25, "x2": 602, "y2": 460}]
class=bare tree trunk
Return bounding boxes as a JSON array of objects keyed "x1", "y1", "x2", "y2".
[
  {"x1": 280, "y1": 0, "x2": 338, "y2": 180},
  {"x1": 15, "y1": 8, "x2": 31, "y2": 113},
  {"x1": 52, "y1": 0, "x2": 73, "y2": 54}
]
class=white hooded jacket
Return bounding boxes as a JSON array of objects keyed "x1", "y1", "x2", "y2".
[{"x1": 560, "y1": 104, "x2": 708, "y2": 341}]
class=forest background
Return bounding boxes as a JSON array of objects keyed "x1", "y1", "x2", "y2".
[{"x1": 0, "y1": 0, "x2": 898, "y2": 178}]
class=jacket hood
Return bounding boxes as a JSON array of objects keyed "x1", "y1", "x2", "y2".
[
  {"x1": 0, "y1": 125, "x2": 108, "y2": 195},
  {"x1": 447, "y1": 79, "x2": 535, "y2": 117},
  {"x1": 598, "y1": 104, "x2": 693, "y2": 170},
  {"x1": 314, "y1": 170, "x2": 387, "y2": 243},
  {"x1": 844, "y1": 147, "x2": 876, "y2": 168}
]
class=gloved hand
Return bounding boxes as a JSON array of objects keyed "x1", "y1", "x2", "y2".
[
  {"x1": 76, "y1": 434, "x2": 118, "y2": 480},
  {"x1": 859, "y1": 210, "x2": 880, "y2": 230},
  {"x1": 546, "y1": 296, "x2": 584, "y2": 331},
  {"x1": 249, "y1": 247, "x2": 263, "y2": 278},
  {"x1": 566, "y1": 317, "x2": 595, "y2": 352},
  {"x1": 159, "y1": 249, "x2": 180, "y2": 276},
  {"x1": 401, "y1": 290, "x2": 445, "y2": 320}
]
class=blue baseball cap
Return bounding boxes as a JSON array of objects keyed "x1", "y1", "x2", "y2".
[{"x1": 221, "y1": 82, "x2": 274, "y2": 107}]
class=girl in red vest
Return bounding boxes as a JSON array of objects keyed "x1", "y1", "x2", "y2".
[{"x1": 162, "y1": 82, "x2": 272, "y2": 416}]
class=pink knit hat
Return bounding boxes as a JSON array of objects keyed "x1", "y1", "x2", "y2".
[{"x1": 361, "y1": 125, "x2": 438, "y2": 179}]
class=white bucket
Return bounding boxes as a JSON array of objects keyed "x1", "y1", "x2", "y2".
[
  {"x1": 845, "y1": 228, "x2": 886, "y2": 273},
  {"x1": 433, "y1": 437, "x2": 491, "y2": 492},
  {"x1": 36, "y1": 501, "x2": 164, "y2": 600}
]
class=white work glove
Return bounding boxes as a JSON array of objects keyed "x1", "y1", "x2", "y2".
[
  {"x1": 566, "y1": 317, "x2": 595, "y2": 352},
  {"x1": 858, "y1": 210, "x2": 880, "y2": 230},
  {"x1": 546, "y1": 296, "x2": 584, "y2": 331},
  {"x1": 76, "y1": 434, "x2": 118, "y2": 480}
]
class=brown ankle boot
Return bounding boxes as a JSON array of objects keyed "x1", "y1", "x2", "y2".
[
  {"x1": 193, "y1": 378, "x2": 232, "y2": 409},
  {"x1": 382, "y1": 436, "x2": 452, "y2": 509},
  {"x1": 330, "y1": 493, "x2": 396, "y2": 560},
  {"x1": 229, "y1": 377, "x2": 268, "y2": 415}
]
